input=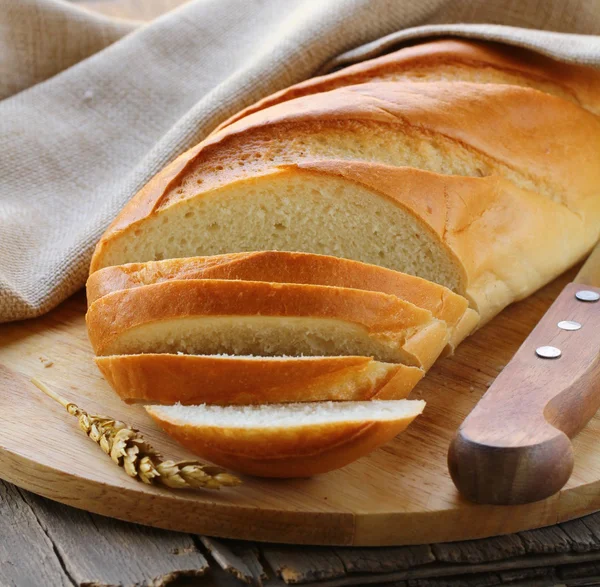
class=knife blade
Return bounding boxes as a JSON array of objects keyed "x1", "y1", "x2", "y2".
[{"x1": 448, "y1": 240, "x2": 600, "y2": 505}]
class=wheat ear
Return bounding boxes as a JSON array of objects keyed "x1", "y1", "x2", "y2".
[{"x1": 31, "y1": 378, "x2": 241, "y2": 490}]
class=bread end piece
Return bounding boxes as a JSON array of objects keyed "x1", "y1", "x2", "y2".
[{"x1": 146, "y1": 400, "x2": 425, "y2": 477}]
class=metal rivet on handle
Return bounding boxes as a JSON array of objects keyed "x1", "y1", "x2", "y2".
[
  {"x1": 536, "y1": 346, "x2": 562, "y2": 359},
  {"x1": 558, "y1": 320, "x2": 582, "y2": 331},
  {"x1": 575, "y1": 290, "x2": 600, "y2": 302}
]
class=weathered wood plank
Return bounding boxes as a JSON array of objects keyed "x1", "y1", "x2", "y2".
[
  {"x1": 498, "y1": 566, "x2": 555, "y2": 583},
  {"x1": 235, "y1": 544, "x2": 268, "y2": 586},
  {"x1": 559, "y1": 517, "x2": 600, "y2": 552},
  {"x1": 261, "y1": 547, "x2": 346, "y2": 584},
  {"x1": 518, "y1": 525, "x2": 571, "y2": 554},
  {"x1": 581, "y1": 512, "x2": 600, "y2": 542},
  {"x1": 201, "y1": 564, "x2": 263, "y2": 587},
  {"x1": 0, "y1": 481, "x2": 72, "y2": 587},
  {"x1": 431, "y1": 534, "x2": 526, "y2": 564},
  {"x1": 19, "y1": 489, "x2": 208, "y2": 586},
  {"x1": 560, "y1": 561, "x2": 600, "y2": 579},
  {"x1": 201, "y1": 536, "x2": 265, "y2": 585},
  {"x1": 292, "y1": 552, "x2": 600, "y2": 587},
  {"x1": 333, "y1": 545, "x2": 434, "y2": 573}
]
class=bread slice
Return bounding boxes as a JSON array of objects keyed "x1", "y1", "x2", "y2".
[
  {"x1": 216, "y1": 39, "x2": 600, "y2": 131},
  {"x1": 145, "y1": 400, "x2": 425, "y2": 477},
  {"x1": 86, "y1": 279, "x2": 448, "y2": 369},
  {"x1": 86, "y1": 251, "x2": 479, "y2": 352},
  {"x1": 90, "y1": 82, "x2": 600, "y2": 287},
  {"x1": 95, "y1": 354, "x2": 424, "y2": 405}
]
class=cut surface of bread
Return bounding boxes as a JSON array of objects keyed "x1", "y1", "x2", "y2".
[
  {"x1": 96, "y1": 354, "x2": 424, "y2": 405},
  {"x1": 146, "y1": 400, "x2": 425, "y2": 477},
  {"x1": 216, "y1": 39, "x2": 600, "y2": 131},
  {"x1": 86, "y1": 251, "x2": 479, "y2": 351},
  {"x1": 86, "y1": 279, "x2": 448, "y2": 368},
  {"x1": 91, "y1": 82, "x2": 600, "y2": 284}
]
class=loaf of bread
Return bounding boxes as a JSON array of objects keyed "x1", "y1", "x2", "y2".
[
  {"x1": 145, "y1": 400, "x2": 425, "y2": 477},
  {"x1": 87, "y1": 251, "x2": 478, "y2": 352},
  {"x1": 86, "y1": 278, "x2": 448, "y2": 368},
  {"x1": 215, "y1": 38, "x2": 600, "y2": 131},
  {"x1": 96, "y1": 354, "x2": 423, "y2": 405},
  {"x1": 89, "y1": 81, "x2": 600, "y2": 322},
  {"x1": 87, "y1": 41, "x2": 600, "y2": 477}
]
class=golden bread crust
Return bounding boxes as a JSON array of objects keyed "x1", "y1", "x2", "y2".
[
  {"x1": 86, "y1": 279, "x2": 448, "y2": 367},
  {"x1": 95, "y1": 354, "x2": 423, "y2": 404},
  {"x1": 215, "y1": 39, "x2": 600, "y2": 130},
  {"x1": 86, "y1": 251, "x2": 477, "y2": 349},
  {"x1": 290, "y1": 161, "x2": 595, "y2": 323},
  {"x1": 90, "y1": 81, "x2": 600, "y2": 276},
  {"x1": 146, "y1": 404, "x2": 423, "y2": 477}
]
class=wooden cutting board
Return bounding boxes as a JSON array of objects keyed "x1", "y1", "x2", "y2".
[{"x1": 2, "y1": 267, "x2": 600, "y2": 546}]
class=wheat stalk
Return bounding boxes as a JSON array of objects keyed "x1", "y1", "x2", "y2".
[{"x1": 31, "y1": 378, "x2": 241, "y2": 490}]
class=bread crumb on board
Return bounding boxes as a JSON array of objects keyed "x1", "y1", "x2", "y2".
[{"x1": 38, "y1": 356, "x2": 54, "y2": 368}]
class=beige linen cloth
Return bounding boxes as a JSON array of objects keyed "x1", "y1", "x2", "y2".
[{"x1": 1, "y1": 0, "x2": 600, "y2": 322}]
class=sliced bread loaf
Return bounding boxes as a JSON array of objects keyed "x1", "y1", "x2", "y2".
[
  {"x1": 86, "y1": 279, "x2": 448, "y2": 368},
  {"x1": 95, "y1": 354, "x2": 424, "y2": 405},
  {"x1": 145, "y1": 400, "x2": 425, "y2": 477},
  {"x1": 216, "y1": 38, "x2": 600, "y2": 131},
  {"x1": 86, "y1": 251, "x2": 478, "y2": 351}
]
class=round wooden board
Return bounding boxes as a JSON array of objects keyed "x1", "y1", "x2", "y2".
[{"x1": 1, "y1": 269, "x2": 600, "y2": 546}]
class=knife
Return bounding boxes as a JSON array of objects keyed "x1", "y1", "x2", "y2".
[{"x1": 448, "y1": 241, "x2": 600, "y2": 505}]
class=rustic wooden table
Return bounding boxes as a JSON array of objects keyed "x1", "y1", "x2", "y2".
[{"x1": 4, "y1": 2, "x2": 600, "y2": 585}]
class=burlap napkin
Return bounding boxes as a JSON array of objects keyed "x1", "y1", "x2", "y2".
[{"x1": 1, "y1": 0, "x2": 600, "y2": 322}]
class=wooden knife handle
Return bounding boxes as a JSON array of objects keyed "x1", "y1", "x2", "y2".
[{"x1": 448, "y1": 283, "x2": 600, "y2": 505}]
